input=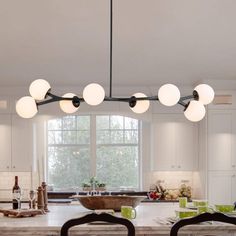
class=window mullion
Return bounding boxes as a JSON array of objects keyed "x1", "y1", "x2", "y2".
[
  {"x1": 138, "y1": 120, "x2": 142, "y2": 190},
  {"x1": 90, "y1": 115, "x2": 96, "y2": 177}
]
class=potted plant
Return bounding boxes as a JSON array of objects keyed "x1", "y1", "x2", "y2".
[{"x1": 82, "y1": 177, "x2": 106, "y2": 191}]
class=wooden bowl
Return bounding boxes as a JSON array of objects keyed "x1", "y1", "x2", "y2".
[{"x1": 73, "y1": 195, "x2": 145, "y2": 211}]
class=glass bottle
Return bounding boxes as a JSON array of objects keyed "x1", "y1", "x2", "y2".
[{"x1": 12, "y1": 176, "x2": 21, "y2": 209}]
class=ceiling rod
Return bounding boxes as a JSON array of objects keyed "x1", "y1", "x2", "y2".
[{"x1": 109, "y1": 0, "x2": 113, "y2": 98}]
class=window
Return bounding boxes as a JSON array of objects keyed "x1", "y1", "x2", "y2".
[{"x1": 47, "y1": 115, "x2": 140, "y2": 190}]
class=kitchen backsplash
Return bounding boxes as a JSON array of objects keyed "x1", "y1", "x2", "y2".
[
  {"x1": 0, "y1": 172, "x2": 39, "y2": 199},
  {"x1": 149, "y1": 171, "x2": 193, "y2": 189},
  {"x1": 146, "y1": 171, "x2": 202, "y2": 198},
  {"x1": 0, "y1": 171, "x2": 201, "y2": 199}
]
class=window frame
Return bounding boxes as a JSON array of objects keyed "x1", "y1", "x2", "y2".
[{"x1": 46, "y1": 114, "x2": 141, "y2": 190}]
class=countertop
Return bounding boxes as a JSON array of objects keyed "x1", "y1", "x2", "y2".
[
  {"x1": 0, "y1": 199, "x2": 179, "y2": 204},
  {"x1": 0, "y1": 203, "x2": 235, "y2": 235}
]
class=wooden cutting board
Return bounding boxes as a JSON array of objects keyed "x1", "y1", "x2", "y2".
[{"x1": 0, "y1": 209, "x2": 43, "y2": 217}]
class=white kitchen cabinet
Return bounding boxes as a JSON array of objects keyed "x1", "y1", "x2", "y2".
[
  {"x1": 175, "y1": 117, "x2": 198, "y2": 170},
  {"x1": 208, "y1": 110, "x2": 236, "y2": 171},
  {"x1": 11, "y1": 115, "x2": 32, "y2": 171},
  {"x1": 0, "y1": 114, "x2": 32, "y2": 171},
  {"x1": 151, "y1": 114, "x2": 198, "y2": 171},
  {"x1": 151, "y1": 115, "x2": 175, "y2": 170},
  {"x1": 0, "y1": 114, "x2": 11, "y2": 171},
  {"x1": 208, "y1": 171, "x2": 236, "y2": 205}
]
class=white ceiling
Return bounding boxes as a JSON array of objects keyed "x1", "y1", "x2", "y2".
[{"x1": 0, "y1": 0, "x2": 236, "y2": 89}]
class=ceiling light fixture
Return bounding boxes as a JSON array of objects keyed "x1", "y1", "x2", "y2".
[{"x1": 16, "y1": 0, "x2": 214, "y2": 121}]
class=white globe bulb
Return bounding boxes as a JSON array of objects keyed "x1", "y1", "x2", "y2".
[
  {"x1": 130, "y1": 93, "x2": 150, "y2": 113},
  {"x1": 29, "y1": 79, "x2": 51, "y2": 100},
  {"x1": 59, "y1": 93, "x2": 79, "y2": 114},
  {"x1": 184, "y1": 100, "x2": 206, "y2": 122},
  {"x1": 194, "y1": 84, "x2": 214, "y2": 105},
  {"x1": 83, "y1": 83, "x2": 105, "y2": 106},
  {"x1": 16, "y1": 96, "x2": 38, "y2": 118},
  {"x1": 158, "y1": 84, "x2": 180, "y2": 106}
]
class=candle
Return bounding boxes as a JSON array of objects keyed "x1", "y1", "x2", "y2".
[
  {"x1": 42, "y1": 155, "x2": 45, "y2": 182},
  {"x1": 30, "y1": 165, "x2": 33, "y2": 190},
  {"x1": 37, "y1": 158, "x2": 41, "y2": 186}
]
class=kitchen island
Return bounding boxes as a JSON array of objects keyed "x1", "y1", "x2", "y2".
[{"x1": 0, "y1": 203, "x2": 236, "y2": 236}]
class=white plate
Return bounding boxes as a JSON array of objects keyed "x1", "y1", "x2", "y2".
[{"x1": 225, "y1": 211, "x2": 236, "y2": 216}]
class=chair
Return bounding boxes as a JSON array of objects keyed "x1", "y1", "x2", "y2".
[
  {"x1": 60, "y1": 212, "x2": 135, "y2": 236},
  {"x1": 170, "y1": 212, "x2": 236, "y2": 236}
]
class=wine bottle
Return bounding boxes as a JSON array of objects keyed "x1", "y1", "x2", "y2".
[{"x1": 12, "y1": 176, "x2": 20, "y2": 209}]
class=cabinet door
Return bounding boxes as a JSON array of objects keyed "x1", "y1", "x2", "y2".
[
  {"x1": 0, "y1": 114, "x2": 11, "y2": 171},
  {"x1": 208, "y1": 171, "x2": 234, "y2": 205},
  {"x1": 175, "y1": 117, "x2": 198, "y2": 171},
  {"x1": 11, "y1": 115, "x2": 32, "y2": 171},
  {"x1": 151, "y1": 115, "x2": 175, "y2": 171},
  {"x1": 232, "y1": 112, "x2": 236, "y2": 170},
  {"x1": 231, "y1": 173, "x2": 236, "y2": 203},
  {"x1": 208, "y1": 111, "x2": 233, "y2": 171}
]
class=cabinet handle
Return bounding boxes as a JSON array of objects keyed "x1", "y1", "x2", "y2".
[
  {"x1": 171, "y1": 165, "x2": 175, "y2": 168},
  {"x1": 6, "y1": 166, "x2": 9, "y2": 169},
  {"x1": 178, "y1": 165, "x2": 181, "y2": 168},
  {"x1": 232, "y1": 165, "x2": 236, "y2": 167},
  {"x1": 232, "y1": 175, "x2": 235, "y2": 178},
  {"x1": 12, "y1": 166, "x2": 15, "y2": 169}
]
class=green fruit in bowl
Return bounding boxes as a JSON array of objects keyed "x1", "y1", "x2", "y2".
[{"x1": 215, "y1": 205, "x2": 235, "y2": 213}]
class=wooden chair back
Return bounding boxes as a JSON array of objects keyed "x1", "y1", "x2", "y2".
[
  {"x1": 170, "y1": 212, "x2": 236, "y2": 236},
  {"x1": 61, "y1": 212, "x2": 135, "y2": 236}
]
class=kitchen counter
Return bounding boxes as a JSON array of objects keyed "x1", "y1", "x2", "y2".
[
  {"x1": 0, "y1": 198, "x2": 181, "y2": 204},
  {"x1": 0, "y1": 203, "x2": 236, "y2": 236}
]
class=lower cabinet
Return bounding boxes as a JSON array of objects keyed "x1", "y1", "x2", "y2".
[{"x1": 208, "y1": 171, "x2": 236, "y2": 205}]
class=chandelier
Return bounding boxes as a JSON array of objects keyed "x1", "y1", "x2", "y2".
[{"x1": 16, "y1": 0, "x2": 214, "y2": 122}]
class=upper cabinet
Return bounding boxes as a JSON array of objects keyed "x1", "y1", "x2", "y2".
[
  {"x1": 151, "y1": 114, "x2": 198, "y2": 171},
  {"x1": 208, "y1": 110, "x2": 236, "y2": 171},
  {"x1": 0, "y1": 114, "x2": 32, "y2": 172},
  {"x1": 11, "y1": 115, "x2": 32, "y2": 171},
  {"x1": 0, "y1": 114, "x2": 11, "y2": 171}
]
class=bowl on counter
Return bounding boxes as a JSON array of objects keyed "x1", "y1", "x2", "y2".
[{"x1": 72, "y1": 195, "x2": 145, "y2": 211}]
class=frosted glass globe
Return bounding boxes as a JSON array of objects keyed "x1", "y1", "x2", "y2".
[
  {"x1": 83, "y1": 83, "x2": 105, "y2": 105},
  {"x1": 194, "y1": 84, "x2": 214, "y2": 105},
  {"x1": 16, "y1": 96, "x2": 38, "y2": 118},
  {"x1": 130, "y1": 93, "x2": 150, "y2": 113},
  {"x1": 59, "y1": 93, "x2": 79, "y2": 114},
  {"x1": 158, "y1": 84, "x2": 180, "y2": 106},
  {"x1": 184, "y1": 100, "x2": 206, "y2": 122},
  {"x1": 29, "y1": 79, "x2": 51, "y2": 100}
]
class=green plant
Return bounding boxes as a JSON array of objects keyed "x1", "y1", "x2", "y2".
[
  {"x1": 82, "y1": 177, "x2": 106, "y2": 188},
  {"x1": 82, "y1": 183, "x2": 91, "y2": 187},
  {"x1": 98, "y1": 183, "x2": 106, "y2": 187}
]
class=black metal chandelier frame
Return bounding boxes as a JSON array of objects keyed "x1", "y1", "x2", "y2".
[{"x1": 36, "y1": 0, "x2": 199, "y2": 111}]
